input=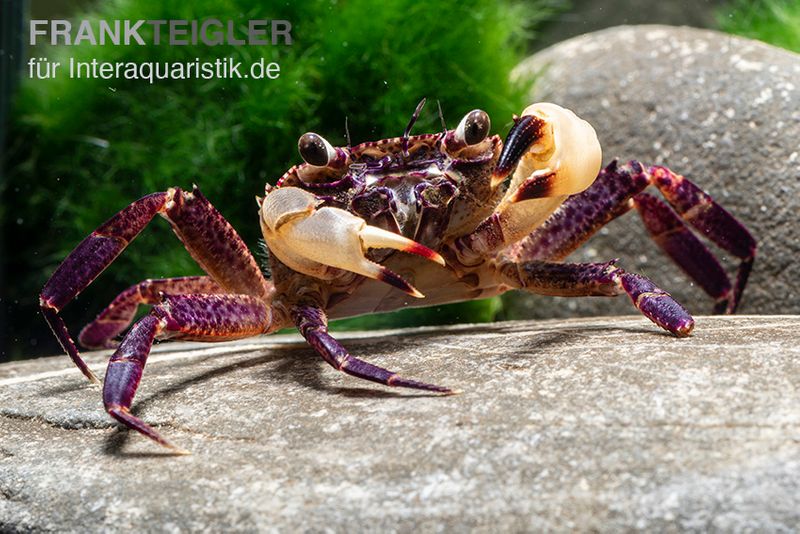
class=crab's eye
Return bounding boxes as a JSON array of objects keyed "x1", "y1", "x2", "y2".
[
  {"x1": 457, "y1": 109, "x2": 491, "y2": 145},
  {"x1": 298, "y1": 132, "x2": 334, "y2": 166}
]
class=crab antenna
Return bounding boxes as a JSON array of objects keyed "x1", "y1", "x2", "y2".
[
  {"x1": 402, "y1": 97, "x2": 427, "y2": 156},
  {"x1": 437, "y1": 99, "x2": 447, "y2": 132},
  {"x1": 344, "y1": 116, "x2": 352, "y2": 149}
]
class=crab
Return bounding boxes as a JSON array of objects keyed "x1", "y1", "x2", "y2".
[{"x1": 40, "y1": 99, "x2": 756, "y2": 452}]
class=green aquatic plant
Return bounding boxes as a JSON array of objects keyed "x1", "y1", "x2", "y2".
[
  {"x1": 719, "y1": 0, "x2": 800, "y2": 52},
  {"x1": 4, "y1": 0, "x2": 563, "y2": 358}
]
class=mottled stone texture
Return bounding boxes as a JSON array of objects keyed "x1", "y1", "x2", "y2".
[
  {"x1": 1, "y1": 316, "x2": 798, "y2": 531},
  {"x1": 508, "y1": 25, "x2": 800, "y2": 319}
]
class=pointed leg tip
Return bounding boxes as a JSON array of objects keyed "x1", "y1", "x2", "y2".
[
  {"x1": 376, "y1": 267, "x2": 426, "y2": 298},
  {"x1": 165, "y1": 444, "x2": 192, "y2": 456},
  {"x1": 85, "y1": 369, "x2": 101, "y2": 385},
  {"x1": 405, "y1": 242, "x2": 446, "y2": 267},
  {"x1": 657, "y1": 314, "x2": 694, "y2": 338},
  {"x1": 387, "y1": 375, "x2": 458, "y2": 395},
  {"x1": 360, "y1": 225, "x2": 445, "y2": 267},
  {"x1": 428, "y1": 250, "x2": 447, "y2": 267},
  {"x1": 107, "y1": 406, "x2": 184, "y2": 454}
]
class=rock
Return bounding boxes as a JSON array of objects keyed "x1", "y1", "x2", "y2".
[
  {"x1": 508, "y1": 25, "x2": 800, "y2": 320},
  {"x1": 1, "y1": 316, "x2": 798, "y2": 530}
]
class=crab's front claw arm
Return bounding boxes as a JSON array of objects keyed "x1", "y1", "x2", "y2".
[
  {"x1": 454, "y1": 104, "x2": 603, "y2": 265},
  {"x1": 260, "y1": 187, "x2": 444, "y2": 297},
  {"x1": 493, "y1": 103, "x2": 602, "y2": 192},
  {"x1": 493, "y1": 103, "x2": 602, "y2": 239}
]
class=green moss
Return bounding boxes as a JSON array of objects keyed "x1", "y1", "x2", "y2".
[
  {"x1": 718, "y1": 0, "x2": 800, "y2": 52},
  {"x1": 5, "y1": 0, "x2": 563, "y2": 358}
]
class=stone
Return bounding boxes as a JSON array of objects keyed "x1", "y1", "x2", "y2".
[
  {"x1": 1, "y1": 316, "x2": 798, "y2": 530},
  {"x1": 508, "y1": 25, "x2": 800, "y2": 320}
]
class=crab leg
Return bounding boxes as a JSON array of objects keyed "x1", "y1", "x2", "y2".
[
  {"x1": 103, "y1": 293, "x2": 274, "y2": 452},
  {"x1": 40, "y1": 186, "x2": 272, "y2": 382},
  {"x1": 495, "y1": 259, "x2": 694, "y2": 336},
  {"x1": 291, "y1": 304, "x2": 455, "y2": 394},
  {"x1": 646, "y1": 166, "x2": 755, "y2": 313},
  {"x1": 512, "y1": 161, "x2": 756, "y2": 313},
  {"x1": 633, "y1": 193, "x2": 732, "y2": 313},
  {"x1": 78, "y1": 276, "x2": 225, "y2": 349},
  {"x1": 41, "y1": 192, "x2": 169, "y2": 382}
]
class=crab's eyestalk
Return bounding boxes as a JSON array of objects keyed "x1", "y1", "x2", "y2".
[
  {"x1": 298, "y1": 132, "x2": 336, "y2": 167},
  {"x1": 260, "y1": 186, "x2": 445, "y2": 298},
  {"x1": 491, "y1": 103, "x2": 602, "y2": 195},
  {"x1": 459, "y1": 109, "x2": 491, "y2": 145},
  {"x1": 444, "y1": 109, "x2": 492, "y2": 156}
]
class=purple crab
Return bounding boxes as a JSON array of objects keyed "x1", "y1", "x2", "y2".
[{"x1": 40, "y1": 99, "x2": 756, "y2": 452}]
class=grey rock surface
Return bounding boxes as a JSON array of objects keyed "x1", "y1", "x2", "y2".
[
  {"x1": 508, "y1": 25, "x2": 800, "y2": 320},
  {"x1": 1, "y1": 316, "x2": 798, "y2": 531}
]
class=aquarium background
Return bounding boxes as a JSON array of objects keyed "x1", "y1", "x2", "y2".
[{"x1": 1, "y1": 0, "x2": 796, "y2": 361}]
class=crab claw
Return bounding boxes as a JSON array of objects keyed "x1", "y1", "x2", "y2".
[
  {"x1": 260, "y1": 187, "x2": 444, "y2": 297},
  {"x1": 491, "y1": 103, "x2": 602, "y2": 195},
  {"x1": 482, "y1": 103, "x2": 603, "y2": 247}
]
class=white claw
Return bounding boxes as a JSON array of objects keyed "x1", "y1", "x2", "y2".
[
  {"x1": 506, "y1": 102, "x2": 602, "y2": 198},
  {"x1": 259, "y1": 187, "x2": 443, "y2": 297},
  {"x1": 491, "y1": 103, "x2": 603, "y2": 246}
]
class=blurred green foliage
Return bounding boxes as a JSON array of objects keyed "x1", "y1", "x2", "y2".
[
  {"x1": 718, "y1": 0, "x2": 800, "y2": 52},
  {"x1": 4, "y1": 0, "x2": 563, "y2": 358}
]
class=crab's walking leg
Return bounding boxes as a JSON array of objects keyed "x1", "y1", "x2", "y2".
[
  {"x1": 41, "y1": 193, "x2": 169, "y2": 382},
  {"x1": 496, "y1": 259, "x2": 694, "y2": 336},
  {"x1": 103, "y1": 294, "x2": 273, "y2": 452},
  {"x1": 645, "y1": 166, "x2": 755, "y2": 313},
  {"x1": 79, "y1": 276, "x2": 225, "y2": 349},
  {"x1": 631, "y1": 193, "x2": 733, "y2": 313},
  {"x1": 40, "y1": 187, "x2": 272, "y2": 382},
  {"x1": 291, "y1": 304, "x2": 456, "y2": 394},
  {"x1": 512, "y1": 161, "x2": 756, "y2": 313}
]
